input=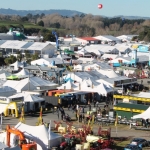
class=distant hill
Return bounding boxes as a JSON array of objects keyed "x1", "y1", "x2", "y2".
[
  {"x1": 0, "y1": 8, "x2": 149, "y2": 20},
  {"x1": 0, "y1": 8, "x2": 84, "y2": 17}
]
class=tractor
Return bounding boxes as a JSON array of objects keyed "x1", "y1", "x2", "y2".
[{"x1": 60, "y1": 135, "x2": 80, "y2": 150}]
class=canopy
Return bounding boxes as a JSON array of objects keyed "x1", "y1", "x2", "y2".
[
  {"x1": 15, "y1": 68, "x2": 33, "y2": 79},
  {"x1": 96, "y1": 83, "x2": 113, "y2": 96},
  {"x1": 14, "y1": 122, "x2": 62, "y2": 150},
  {"x1": 8, "y1": 93, "x2": 44, "y2": 102},
  {"x1": 7, "y1": 75, "x2": 18, "y2": 80},
  {"x1": 10, "y1": 61, "x2": 24, "y2": 71},
  {"x1": 132, "y1": 107, "x2": 150, "y2": 119},
  {"x1": 57, "y1": 80, "x2": 78, "y2": 90}
]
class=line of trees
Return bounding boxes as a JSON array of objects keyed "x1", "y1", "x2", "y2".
[{"x1": 0, "y1": 13, "x2": 150, "y2": 41}]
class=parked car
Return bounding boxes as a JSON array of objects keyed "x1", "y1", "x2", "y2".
[
  {"x1": 124, "y1": 144, "x2": 142, "y2": 150},
  {"x1": 130, "y1": 138, "x2": 150, "y2": 148}
]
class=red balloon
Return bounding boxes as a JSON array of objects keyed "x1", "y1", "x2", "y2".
[{"x1": 98, "y1": 4, "x2": 103, "y2": 9}]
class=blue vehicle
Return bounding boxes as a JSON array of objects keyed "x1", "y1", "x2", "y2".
[
  {"x1": 130, "y1": 138, "x2": 149, "y2": 148},
  {"x1": 124, "y1": 144, "x2": 142, "y2": 150}
]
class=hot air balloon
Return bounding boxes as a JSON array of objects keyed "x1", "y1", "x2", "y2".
[{"x1": 98, "y1": 4, "x2": 103, "y2": 9}]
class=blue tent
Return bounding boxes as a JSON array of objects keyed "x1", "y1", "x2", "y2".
[{"x1": 64, "y1": 78, "x2": 74, "y2": 82}]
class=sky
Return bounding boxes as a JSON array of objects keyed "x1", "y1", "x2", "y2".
[{"x1": 2, "y1": 0, "x2": 150, "y2": 17}]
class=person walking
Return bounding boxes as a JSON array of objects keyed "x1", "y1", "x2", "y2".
[
  {"x1": 88, "y1": 101, "x2": 91, "y2": 111},
  {"x1": 56, "y1": 108, "x2": 59, "y2": 119}
]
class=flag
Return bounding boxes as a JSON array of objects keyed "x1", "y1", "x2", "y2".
[
  {"x1": 40, "y1": 106, "x2": 42, "y2": 117},
  {"x1": 115, "y1": 113, "x2": 118, "y2": 126},
  {"x1": 19, "y1": 106, "x2": 25, "y2": 123}
]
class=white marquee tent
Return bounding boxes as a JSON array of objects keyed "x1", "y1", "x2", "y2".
[
  {"x1": 132, "y1": 107, "x2": 150, "y2": 119},
  {"x1": 10, "y1": 61, "x2": 24, "y2": 71},
  {"x1": 15, "y1": 68, "x2": 33, "y2": 78},
  {"x1": 0, "y1": 122, "x2": 63, "y2": 150}
]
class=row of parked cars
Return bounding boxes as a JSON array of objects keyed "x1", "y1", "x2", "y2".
[{"x1": 124, "y1": 138, "x2": 150, "y2": 150}]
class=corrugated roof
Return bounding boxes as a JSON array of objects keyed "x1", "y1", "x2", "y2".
[
  {"x1": 0, "y1": 40, "x2": 7, "y2": 46},
  {"x1": 0, "y1": 40, "x2": 27, "y2": 49},
  {"x1": 21, "y1": 42, "x2": 34, "y2": 49},
  {"x1": 27, "y1": 42, "x2": 50, "y2": 50}
]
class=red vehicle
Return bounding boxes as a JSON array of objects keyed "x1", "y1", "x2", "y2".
[{"x1": 60, "y1": 135, "x2": 80, "y2": 149}]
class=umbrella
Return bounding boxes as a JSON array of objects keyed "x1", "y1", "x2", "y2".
[{"x1": 7, "y1": 75, "x2": 18, "y2": 80}]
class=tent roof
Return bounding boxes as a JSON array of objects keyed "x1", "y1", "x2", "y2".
[
  {"x1": 0, "y1": 86, "x2": 16, "y2": 92},
  {"x1": 14, "y1": 122, "x2": 62, "y2": 149},
  {"x1": 56, "y1": 54, "x2": 71, "y2": 59},
  {"x1": 57, "y1": 80, "x2": 78, "y2": 90},
  {"x1": 98, "y1": 69, "x2": 118, "y2": 78},
  {"x1": 0, "y1": 40, "x2": 27, "y2": 49},
  {"x1": 15, "y1": 122, "x2": 48, "y2": 142},
  {"x1": 94, "y1": 35, "x2": 120, "y2": 41},
  {"x1": 15, "y1": 68, "x2": 33, "y2": 78},
  {"x1": 29, "y1": 77, "x2": 58, "y2": 87},
  {"x1": 133, "y1": 107, "x2": 150, "y2": 119},
  {"x1": 26, "y1": 42, "x2": 50, "y2": 50},
  {"x1": 44, "y1": 58, "x2": 70, "y2": 65},
  {"x1": 10, "y1": 61, "x2": 23, "y2": 67},
  {"x1": 133, "y1": 92, "x2": 150, "y2": 99},
  {"x1": 8, "y1": 93, "x2": 44, "y2": 102}
]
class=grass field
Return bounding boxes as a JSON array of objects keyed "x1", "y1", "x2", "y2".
[
  {"x1": 0, "y1": 20, "x2": 66, "y2": 31},
  {"x1": 0, "y1": 20, "x2": 41, "y2": 28}
]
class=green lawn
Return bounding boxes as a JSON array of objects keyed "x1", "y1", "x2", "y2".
[
  {"x1": 0, "y1": 20, "x2": 66, "y2": 31},
  {"x1": 0, "y1": 20, "x2": 41, "y2": 27}
]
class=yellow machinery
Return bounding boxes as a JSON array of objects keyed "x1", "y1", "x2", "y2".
[{"x1": 4, "y1": 102, "x2": 19, "y2": 118}]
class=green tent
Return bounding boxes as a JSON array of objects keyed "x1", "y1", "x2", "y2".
[
  {"x1": 64, "y1": 50, "x2": 75, "y2": 55},
  {"x1": 7, "y1": 75, "x2": 18, "y2": 80}
]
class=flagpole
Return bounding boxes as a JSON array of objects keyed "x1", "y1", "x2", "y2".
[
  {"x1": 116, "y1": 125, "x2": 117, "y2": 137},
  {"x1": 48, "y1": 120, "x2": 51, "y2": 150}
]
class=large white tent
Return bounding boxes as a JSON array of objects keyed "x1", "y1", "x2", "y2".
[
  {"x1": 97, "y1": 69, "x2": 119, "y2": 78},
  {"x1": 10, "y1": 61, "x2": 24, "y2": 71},
  {"x1": 0, "y1": 122, "x2": 63, "y2": 150},
  {"x1": 15, "y1": 68, "x2": 33, "y2": 79},
  {"x1": 3, "y1": 77, "x2": 58, "y2": 92},
  {"x1": 57, "y1": 80, "x2": 78, "y2": 90},
  {"x1": 132, "y1": 107, "x2": 150, "y2": 119}
]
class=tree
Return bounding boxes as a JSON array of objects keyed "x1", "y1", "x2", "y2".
[
  {"x1": 43, "y1": 32, "x2": 55, "y2": 41},
  {"x1": 50, "y1": 22, "x2": 61, "y2": 28},
  {"x1": 4, "y1": 55, "x2": 17, "y2": 65},
  {"x1": 4, "y1": 58, "x2": 12, "y2": 65},
  {"x1": 17, "y1": 51, "x2": 23, "y2": 62},
  {"x1": 0, "y1": 26, "x2": 7, "y2": 33},
  {"x1": 31, "y1": 53, "x2": 39, "y2": 61},
  {"x1": 40, "y1": 13, "x2": 45, "y2": 19},
  {"x1": 38, "y1": 20, "x2": 44, "y2": 27},
  {"x1": 21, "y1": 17, "x2": 29, "y2": 22}
]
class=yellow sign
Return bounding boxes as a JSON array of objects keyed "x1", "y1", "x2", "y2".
[
  {"x1": 113, "y1": 106, "x2": 144, "y2": 113},
  {"x1": 113, "y1": 95, "x2": 150, "y2": 102},
  {"x1": 132, "y1": 45, "x2": 139, "y2": 49}
]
